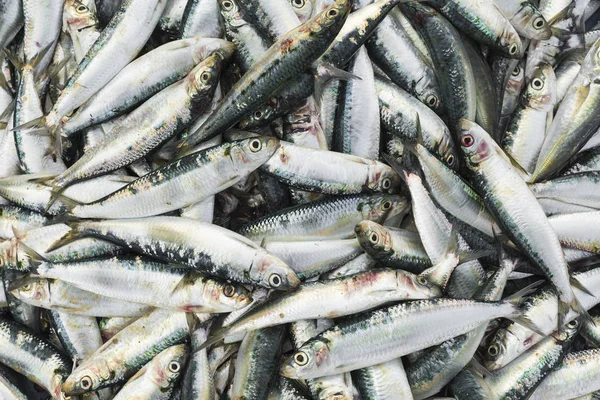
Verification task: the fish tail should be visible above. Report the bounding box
[313,62,360,106]
[44,221,84,253]
[198,326,228,352]
[505,280,547,336]
[567,295,595,329]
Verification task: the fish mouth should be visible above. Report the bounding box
[280,363,299,378]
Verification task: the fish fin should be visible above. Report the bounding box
[0,98,16,124]
[11,116,46,131]
[8,273,44,292]
[382,153,408,184]
[42,183,75,214]
[45,222,84,252]
[505,280,548,336]
[314,62,360,106]
[2,49,23,71]
[14,239,48,268]
[199,327,228,352]
[445,226,459,256]
[44,57,70,83]
[10,226,26,241]
[458,249,493,265]
[569,295,595,328]
[571,275,595,297]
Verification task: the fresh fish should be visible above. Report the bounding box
[180,0,224,38]
[10,277,151,317]
[204,269,441,348]
[355,221,431,273]
[458,119,587,329]
[494,0,552,40]
[19,256,252,312]
[62,308,193,394]
[260,141,401,195]
[49,310,103,363]
[61,37,234,136]
[49,54,223,190]
[353,359,413,400]
[179,0,350,150]
[333,47,380,160]
[502,63,557,173]
[0,205,48,239]
[238,194,408,241]
[182,324,216,399]
[48,217,301,289]
[0,1,23,51]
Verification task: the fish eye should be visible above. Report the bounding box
[426,94,438,107]
[249,139,262,152]
[509,43,518,55]
[381,178,392,190]
[269,273,282,287]
[168,361,181,373]
[531,78,544,90]
[21,284,32,292]
[382,200,392,210]
[369,232,379,244]
[254,110,263,119]
[200,72,211,83]
[77,5,88,13]
[294,351,309,365]
[446,154,455,166]
[417,276,428,285]
[221,0,233,9]
[80,376,93,390]
[567,320,578,328]
[461,134,474,147]
[512,66,521,76]
[223,284,235,297]
[487,345,499,357]
[533,17,545,29]
[327,9,338,18]
[292,0,305,8]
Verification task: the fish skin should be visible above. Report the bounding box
[180,0,224,38]
[0,1,23,52]
[494,0,551,40]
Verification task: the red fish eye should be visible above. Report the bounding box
[461,134,474,147]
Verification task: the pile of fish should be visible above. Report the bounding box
[3,0,600,398]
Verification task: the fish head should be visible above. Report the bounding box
[498,22,524,58]
[399,269,443,298]
[280,339,332,379]
[481,326,523,370]
[354,220,393,255]
[415,78,443,114]
[192,38,236,64]
[239,100,278,129]
[581,37,600,75]
[10,277,50,305]
[367,163,402,193]
[506,62,526,97]
[218,0,246,28]
[457,119,496,168]
[187,55,223,101]
[251,252,301,290]
[309,0,351,33]
[436,132,460,171]
[62,362,108,395]
[513,4,551,40]
[147,344,188,389]
[361,194,409,224]
[290,0,315,23]
[235,136,281,166]
[522,63,556,111]
[63,0,99,32]
[207,278,252,310]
